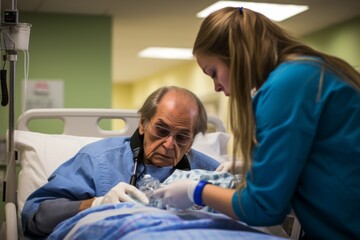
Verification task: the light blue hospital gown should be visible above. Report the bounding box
[232,59,360,239]
[21,136,220,236]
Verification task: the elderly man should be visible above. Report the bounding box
[22,86,220,238]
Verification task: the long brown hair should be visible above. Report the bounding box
[193,7,360,188]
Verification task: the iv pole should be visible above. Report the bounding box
[0,0,31,204]
[4,50,17,204]
[0,2,31,238]
[1,0,18,205]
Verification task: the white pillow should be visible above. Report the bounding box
[15,130,101,218]
[192,132,230,163]
[14,130,230,217]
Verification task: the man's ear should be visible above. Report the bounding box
[139,119,145,135]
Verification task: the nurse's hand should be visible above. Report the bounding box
[91,182,149,207]
[215,159,243,173]
[151,179,198,209]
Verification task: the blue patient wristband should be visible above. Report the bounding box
[193,180,211,206]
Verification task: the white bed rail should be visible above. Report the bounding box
[17,108,226,136]
[17,108,140,137]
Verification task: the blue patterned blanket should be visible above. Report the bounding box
[49,203,284,240]
[48,170,284,240]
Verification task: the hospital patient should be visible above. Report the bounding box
[22,86,220,238]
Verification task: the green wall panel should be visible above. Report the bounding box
[0,12,112,135]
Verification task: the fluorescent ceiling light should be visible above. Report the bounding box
[138,47,193,60]
[139,2,308,60]
[197,1,309,22]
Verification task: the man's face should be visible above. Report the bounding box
[139,92,197,167]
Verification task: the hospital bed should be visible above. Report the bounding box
[1,108,299,240]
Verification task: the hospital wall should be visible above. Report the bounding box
[303,15,360,68]
[0,12,112,136]
[112,60,229,130]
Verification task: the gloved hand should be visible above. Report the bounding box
[91,182,149,207]
[215,160,242,173]
[151,179,198,209]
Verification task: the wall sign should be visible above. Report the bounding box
[22,80,64,111]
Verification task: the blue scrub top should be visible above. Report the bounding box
[232,59,360,239]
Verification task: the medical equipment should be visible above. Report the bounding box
[0,0,32,209]
[129,130,142,186]
[138,174,163,207]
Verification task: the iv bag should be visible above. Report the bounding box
[0,23,32,51]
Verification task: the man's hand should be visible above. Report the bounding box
[91,182,149,207]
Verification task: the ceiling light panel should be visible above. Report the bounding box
[197,1,309,22]
[138,47,193,60]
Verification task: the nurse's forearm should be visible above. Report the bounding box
[202,184,238,219]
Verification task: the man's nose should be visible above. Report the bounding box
[162,135,176,149]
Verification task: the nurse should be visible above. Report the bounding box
[153,7,360,239]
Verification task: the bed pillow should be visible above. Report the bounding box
[191,132,230,162]
[14,130,230,218]
[14,130,102,219]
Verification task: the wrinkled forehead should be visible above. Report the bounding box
[152,91,198,129]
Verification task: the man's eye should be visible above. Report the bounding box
[155,125,169,137]
[177,134,189,141]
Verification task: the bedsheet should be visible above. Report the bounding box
[49,203,285,240]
